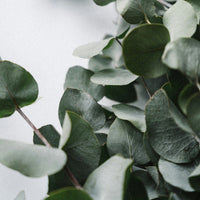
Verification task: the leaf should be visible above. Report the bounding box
[33,125,60,148]
[187,93,200,137]
[58,88,106,131]
[62,111,101,184]
[185,0,200,22]
[189,163,200,191]
[162,38,200,81]
[93,0,115,6]
[116,17,130,39]
[105,83,137,103]
[88,55,114,73]
[91,68,138,86]
[0,61,38,117]
[84,155,133,200]
[0,139,67,177]
[14,191,25,200]
[45,188,93,200]
[112,104,146,132]
[123,24,170,78]
[116,0,156,24]
[107,118,150,165]
[73,38,113,59]
[64,66,104,101]
[145,89,200,163]
[163,0,197,41]
[159,158,200,192]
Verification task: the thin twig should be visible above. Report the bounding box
[157,0,172,8]
[115,37,122,47]
[141,77,151,98]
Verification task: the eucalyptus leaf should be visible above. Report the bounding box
[107,118,150,165]
[189,163,200,191]
[0,61,38,118]
[0,139,67,177]
[185,0,200,22]
[58,88,106,131]
[159,158,200,192]
[162,38,200,81]
[45,188,93,200]
[116,0,156,24]
[14,191,25,200]
[145,89,200,163]
[123,24,170,78]
[73,38,113,59]
[93,0,115,6]
[91,68,138,86]
[84,155,133,200]
[112,104,146,132]
[64,66,104,101]
[163,0,197,41]
[63,111,101,184]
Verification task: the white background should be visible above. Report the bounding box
[0,0,117,199]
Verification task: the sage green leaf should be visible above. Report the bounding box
[112,104,146,132]
[84,155,133,200]
[187,93,200,137]
[105,83,137,103]
[162,38,200,81]
[58,88,106,131]
[95,133,107,145]
[107,119,150,165]
[116,0,156,24]
[163,0,197,41]
[88,55,114,73]
[45,188,92,200]
[93,0,115,6]
[185,0,200,22]
[73,38,113,59]
[159,158,200,192]
[64,66,104,101]
[14,191,25,200]
[189,163,200,191]
[0,139,67,177]
[145,89,199,163]
[123,24,170,78]
[91,68,138,86]
[63,112,101,184]
[33,125,60,148]
[0,61,38,118]
[178,84,198,115]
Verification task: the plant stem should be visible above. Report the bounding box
[115,37,122,47]
[141,77,151,98]
[157,0,172,8]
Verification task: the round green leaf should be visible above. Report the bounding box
[93,0,115,6]
[91,68,138,86]
[84,155,133,200]
[58,88,106,131]
[145,89,199,163]
[0,61,38,118]
[107,118,150,165]
[116,0,156,24]
[162,38,200,81]
[112,104,146,132]
[64,66,104,101]
[187,93,200,137]
[63,112,101,184]
[163,0,197,41]
[123,24,170,78]
[0,139,67,177]
[45,188,93,200]
[73,38,113,59]
[159,158,200,192]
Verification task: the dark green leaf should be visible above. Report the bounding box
[84,155,133,200]
[189,163,200,191]
[145,89,199,163]
[107,118,150,165]
[45,188,92,200]
[93,0,115,6]
[163,0,197,41]
[0,139,67,177]
[123,24,170,78]
[58,88,106,131]
[0,61,38,117]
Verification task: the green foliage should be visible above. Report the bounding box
[2,0,200,199]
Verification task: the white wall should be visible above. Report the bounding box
[0,0,117,199]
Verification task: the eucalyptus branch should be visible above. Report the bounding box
[141,77,151,98]
[115,37,122,47]
[157,0,172,8]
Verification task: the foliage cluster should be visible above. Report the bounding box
[1,0,200,199]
